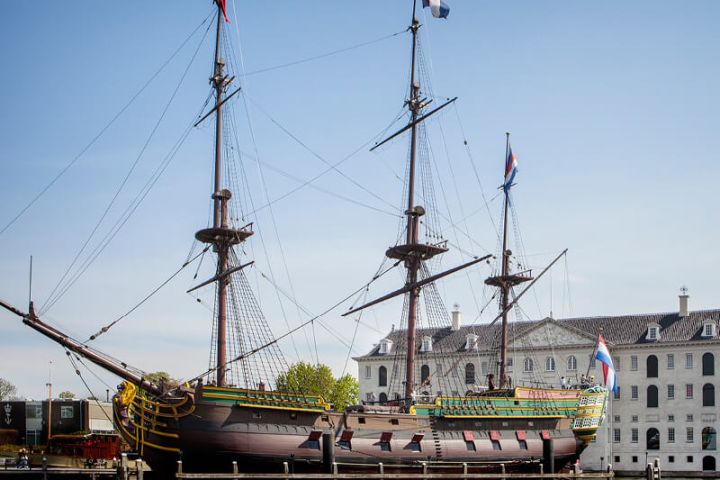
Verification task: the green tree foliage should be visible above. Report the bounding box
[144,371,179,389]
[0,378,17,400]
[58,391,75,399]
[276,362,359,411]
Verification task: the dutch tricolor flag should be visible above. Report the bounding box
[422,0,450,19]
[503,146,518,193]
[595,335,618,394]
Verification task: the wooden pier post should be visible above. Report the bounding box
[120,453,128,480]
[42,457,47,480]
[176,460,183,477]
[463,463,468,475]
[540,463,544,476]
[283,461,289,480]
[322,432,335,474]
[654,458,661,480]
[542,438,554,473]
[136,458,144,480]
[378,462,384,477]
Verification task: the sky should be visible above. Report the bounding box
[0,0,718,400]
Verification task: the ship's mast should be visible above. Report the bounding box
[403,0,421,401]
[195,1,252,388]
[486,133,531,389]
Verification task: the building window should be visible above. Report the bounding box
[703,323,716,338]
[687,353,694,369]
[668,427,675,443]
[481,361,488,375]
[648,326,659,341]
[614,456,620,463]
[613,429,621,443]
[378,366,387,387]
[507,358,513,373]
[647,385,659,407]
[379,339,393,355]
[647,428,660,450]
[589,356,596,369]
[703,383,715,406]
[465,363,475,385]
[688,427,695,443]
[667,354,675,369]
[545,357,556,372]
[687,456,694,463]
[365,366,372,379]
[703,353,715,376]
[628,355,637,371]
[668,414,675,422]
[631,429,639,443]
[703,456,716,471]
[687,414,694,422]
[421,365,430,384]
[524,358,533,372]
[420,336,433,353]
[632,415,638,423]
[614,356,621,371]
[631,385,639,400]
[614,387,621,399]
[667,384,675,399]
[614,415,621,423]
[647,355,658,378]
[669,456,675,463]
[379,392,388,403]
[465,334,478,351]
[567,355,577,371]
[632,456,638,463]
[702,427,717,450]
[60,406,74,419]
[687,384,694,399]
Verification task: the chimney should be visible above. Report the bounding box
[451,304,461,331]
[679,286,689,317]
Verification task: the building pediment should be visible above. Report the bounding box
[509,318,596,349]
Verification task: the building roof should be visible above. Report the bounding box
[355,309,720,360]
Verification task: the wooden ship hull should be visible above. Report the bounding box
[113,383,607,475]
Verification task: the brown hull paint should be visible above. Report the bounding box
[119,398,582,477]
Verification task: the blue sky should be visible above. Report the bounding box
[1,1,718,400]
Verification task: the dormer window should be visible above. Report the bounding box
[646,323,661,342]
[465,334,478,351]
[379,339,393,355]
[420,336,433,353]
[702,322,716,338]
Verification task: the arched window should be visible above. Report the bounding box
[421,365,430,383]
[545,357,556,372]
[647,355,658,378]
[703,383,715,407]
[378,366,387,387]
[703,427,717,450]
[524,358,534,372]
[567,355,577,371]
[647,385,659,408]
[379,392,388,403]
[703,456,716,471]
[465,363,475,385]
[703,353,715,376]
[646,428,660,450]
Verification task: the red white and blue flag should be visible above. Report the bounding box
[422,0,450,19]
[503,146,518,193]
[595,335,618,394]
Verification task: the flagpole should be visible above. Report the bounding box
[585,327,603,379]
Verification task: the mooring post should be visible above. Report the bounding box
[542,438,554,473]
[120,453,128,480]
[540,463,544,476]
[333,462,338,475]
[136,458,144,480]
[463,462,468,475]
[233,460,239,479]
[654,458,661,480]
[501,463,507,480]
[574,462,581,477]
[283,460,289,480]
[378,462,384,477]
[42,457,48,480]
[322,432,335,474]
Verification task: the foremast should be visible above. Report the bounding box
[485,133,531,388]
[194,1,253,388]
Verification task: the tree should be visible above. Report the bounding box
[58,391,75,399]
[144,371,179,389]
[0,378,17,400]
[276,362,359,411]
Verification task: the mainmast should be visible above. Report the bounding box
[195,1,252,388]
[485,133,531,388]
[384,1,447,401]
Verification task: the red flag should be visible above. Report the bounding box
[218,0,230,23]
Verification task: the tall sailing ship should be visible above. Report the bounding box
[0,0,608,476]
